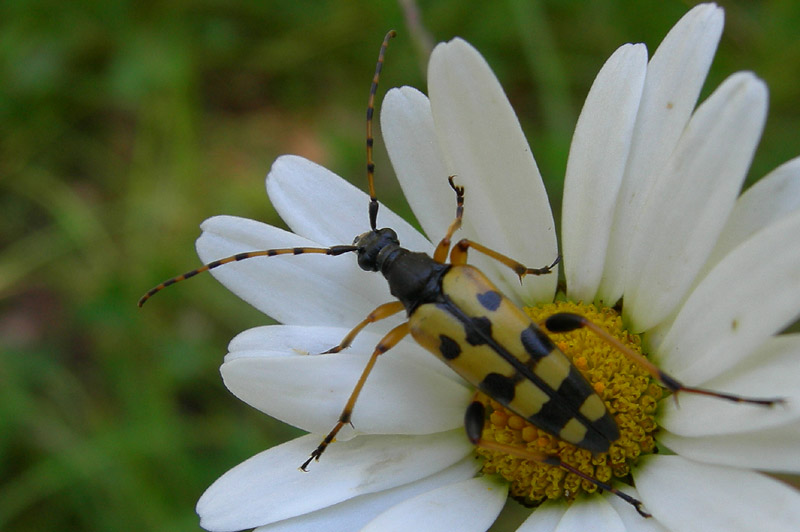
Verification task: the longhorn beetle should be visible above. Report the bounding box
[140,31,783,517]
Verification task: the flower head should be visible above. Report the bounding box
[194,4,800,531]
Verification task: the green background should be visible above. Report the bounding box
[2,1,798,530]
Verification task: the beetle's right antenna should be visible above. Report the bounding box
[367,30,397,231]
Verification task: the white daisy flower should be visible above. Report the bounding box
[192,4,800,531]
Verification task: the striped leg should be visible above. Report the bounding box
[301,321,410,471]
[464,394,651,517]
[323,301,406,354]
[449,238,560,277]
[432,175,559,276]
[433,176,465,263]
[545,313,785,407]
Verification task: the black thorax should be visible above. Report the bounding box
[353,228,449,313]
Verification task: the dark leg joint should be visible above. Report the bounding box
[322,345,343,354]
[539,254,562,273]
[658,371,682,393]
[300,447,322,472]
[464,401,486,444]
[447,175,464,196]
[660,369,784,407]
[558,460,651,518]
[545,312,585,333]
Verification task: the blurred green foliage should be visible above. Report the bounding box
[1,1,798,530]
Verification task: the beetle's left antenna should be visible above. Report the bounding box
[367,30,397,231]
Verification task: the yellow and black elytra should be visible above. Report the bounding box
[140,31,783,517]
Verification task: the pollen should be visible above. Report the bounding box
[476,301,661,506]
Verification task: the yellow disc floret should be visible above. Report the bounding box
[476,301,661,506]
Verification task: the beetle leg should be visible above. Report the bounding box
[545,313,785,407]
[449,239,561,279]
[433,176,465,263]
[322,301,406,354]
[465,392,650,516]
[475,436,651,517]
[301,321,410,471]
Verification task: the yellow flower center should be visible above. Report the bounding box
[476,301,661,505]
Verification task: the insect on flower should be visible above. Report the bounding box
[140,31,784,518]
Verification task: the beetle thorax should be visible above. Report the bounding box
[353,228,448,313]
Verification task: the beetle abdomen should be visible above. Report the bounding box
[409,265,619,452]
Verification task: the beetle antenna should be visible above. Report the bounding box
[367,30,397,231]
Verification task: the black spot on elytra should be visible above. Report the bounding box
[438,335,461,360]
[481,373,516,404]
[476,290,502,311]
[556,366,592,406]
[529,399,574,437]
[520,325,553,362]
[465,316,492,346]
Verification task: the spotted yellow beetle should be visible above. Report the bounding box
[140,31,782,517]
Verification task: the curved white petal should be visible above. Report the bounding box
[599,3,724,304]
[381,86,454,244]
[428,38,558,304]
[626,157,800,356]
[659,334,800,436]
[563,43,647,303]
[254,457,480,532]
[266,155,432,253]
[361,476,508,532]
[656,210,800,383]
[196,216,394,326]
[197,431,472,532]
[635,455,800,532]
[658,421,800,473]
[555,496,624,532]
[623,72,768,332]
[515,501,566,532]
[221,346,470,437]
[702,156,800,276]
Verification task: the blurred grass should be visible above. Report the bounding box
[1,0,798,530]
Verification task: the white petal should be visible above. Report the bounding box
[381,86,455,244]
[659,334,800,436]
[197,431,472,532]
[656,210,800,383]
[266,155,432,253]
[563,43,647,303]
[658,421,800,473]
[646,159,800,350]
[428,38,558,304]
[489,499,535,531]
[255,457,480,532]
[221,341,470,437]
[623,72,768,332]
[196,215,393,326]
[702,156,800,276]
[599,3,724,304]
[554,496,624,532]
[635,455,800,532]
[515,501,567,532]
[361,476,508,532]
